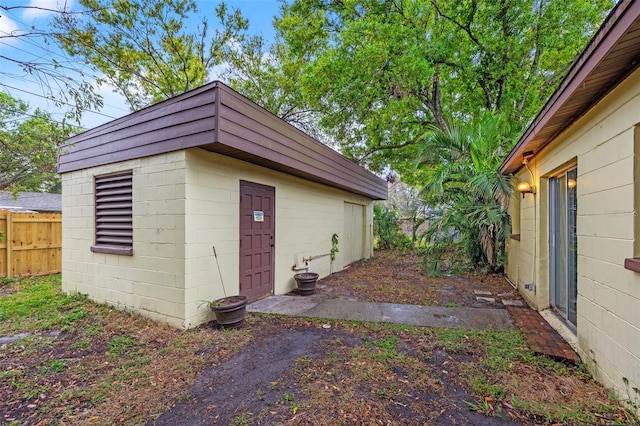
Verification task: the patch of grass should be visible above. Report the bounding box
[269,381,281,391]
[375,388,388,397]
[84,324,104,336]
[465,399,500,416]
[45,359,66,374]
[431,328,639,425]
[70,339,90,350]
[430,328,467,353]
[467,376,507,399]
[0,369,22,381]
[122,354,151,368]
[281,392,295,403]
[229,413,250,426]
[509,396,624,425]
[23,385,51,400]
[108,336,134,357]
[176,391,192,402]
[0,276,14,286]
[375,335,398,351]
[0,274,87,334]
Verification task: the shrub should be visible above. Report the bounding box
[373,204,412,250]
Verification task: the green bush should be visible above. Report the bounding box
[373,204,412,250]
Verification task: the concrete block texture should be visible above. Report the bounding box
[183,149,375,325]
[505,67,640,416]
[62,149,376,330]
[62,155,188,328]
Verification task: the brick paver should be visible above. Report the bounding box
[506,306,580,363]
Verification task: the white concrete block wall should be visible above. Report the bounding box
[62,147,376,329]
[62,152,188,328]
[182,149,374,327]
[505,67,640,408]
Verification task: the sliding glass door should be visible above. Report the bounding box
[549,168,577,329]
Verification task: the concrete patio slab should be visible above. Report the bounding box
[248,296,514,330]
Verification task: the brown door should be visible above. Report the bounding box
[239,181,275,302]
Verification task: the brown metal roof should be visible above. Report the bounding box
[500,0,640,175]
[59,82,387,200]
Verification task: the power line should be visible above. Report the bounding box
[0,62,131,114]
[1,83,118,120]
[0,7,73,63]
[0,40,82,68]
[0,15,133,116]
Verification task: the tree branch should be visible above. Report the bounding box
[431,0,483,48]
[357,140,417,162]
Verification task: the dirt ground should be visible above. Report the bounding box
[152,320,518,426]
[146,252,600,425]
[1,251,635,425]
[311,250,521,308]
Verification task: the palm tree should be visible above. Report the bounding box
[418,112,516,271]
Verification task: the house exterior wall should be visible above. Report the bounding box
[62,148,374,328]
[62,152,188,328]
[182,148,373,327]
[505,67,640,403]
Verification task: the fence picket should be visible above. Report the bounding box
[0,210,62,278]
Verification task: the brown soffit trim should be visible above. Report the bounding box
[510,234,521,241]
[500,0,640,175]
[624,257,640,272]
[91,245,133,256]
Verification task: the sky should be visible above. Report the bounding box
[0,0,282,129]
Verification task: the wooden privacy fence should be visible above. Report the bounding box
[0,210,62,278]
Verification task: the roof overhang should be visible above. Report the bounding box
[500,0,640,175]
[59,82,387,200]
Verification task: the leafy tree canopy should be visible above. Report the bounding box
[222,35,326,141]
[0,92,78,194]
[274,0,613,177]
[55,0,248,110]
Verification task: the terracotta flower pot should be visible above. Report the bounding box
[294,272,319,296]
[210,295,247,329]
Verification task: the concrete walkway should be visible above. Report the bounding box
[248,295,514,330]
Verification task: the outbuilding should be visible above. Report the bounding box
[500,0,640,409]
[59,81,387,328]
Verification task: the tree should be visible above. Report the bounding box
[419,112,517,271]
[222,35,326,140]
[386,177,429,245]
[0,5,103,123]
[0,92,77,194]
[55,0,248,110]
[274,0,613,176]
